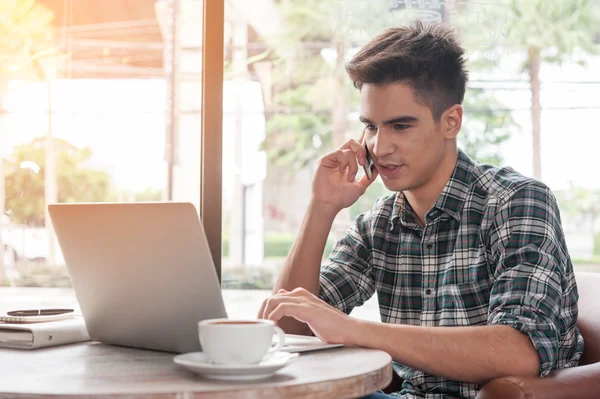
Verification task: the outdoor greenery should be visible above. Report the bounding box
[2,1,600,288]
[222,267,276,290]
[3,137,112,226]
[262,1,519,176]
[555,184,600,256]
[0,0,58,78]
[0,0,60,277]
[459,0,600,179]
[222,232,335,259]
[458,89,516,166]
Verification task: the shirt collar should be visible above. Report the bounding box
[389,149,475,230]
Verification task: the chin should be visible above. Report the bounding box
[380,178,411,193]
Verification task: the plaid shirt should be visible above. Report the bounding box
[318,150,584,399]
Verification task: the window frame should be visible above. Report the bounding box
[200,0,224,282]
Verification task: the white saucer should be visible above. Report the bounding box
[173,351,299,381]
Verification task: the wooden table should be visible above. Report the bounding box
[0,342,392,398]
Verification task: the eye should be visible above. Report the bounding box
[394,124,409,131]
[365,124,377,131]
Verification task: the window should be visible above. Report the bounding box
[218,0,600,318]
[1,1,599,322]
[0,0,215,285]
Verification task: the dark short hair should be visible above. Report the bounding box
[346,20,468,120]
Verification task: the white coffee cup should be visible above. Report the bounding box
[198,318,285,365]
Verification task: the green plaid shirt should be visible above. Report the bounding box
[318,150,584,399]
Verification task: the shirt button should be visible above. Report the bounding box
[425,288,432,295]
[426,242,433,249]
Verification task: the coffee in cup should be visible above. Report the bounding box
[198,318,285,365]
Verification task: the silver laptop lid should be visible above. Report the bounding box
[48,202,227,353]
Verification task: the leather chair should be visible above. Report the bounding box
[477,271,600,398]
[382,272,600,398]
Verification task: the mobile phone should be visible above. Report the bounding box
[363,142,375,180]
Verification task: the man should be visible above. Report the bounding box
[258,21,583,399]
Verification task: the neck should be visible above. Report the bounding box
[404,147,459,226]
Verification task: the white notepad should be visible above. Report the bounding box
[0,316,90,349]
[280,334,343,353]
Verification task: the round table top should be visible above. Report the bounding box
[0,342,392,398]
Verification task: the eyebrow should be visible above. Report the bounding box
[359,115,420,125]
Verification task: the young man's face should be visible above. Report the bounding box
[359,82,452,193]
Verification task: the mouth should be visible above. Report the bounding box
[379,163,401,169]
[375,162,405,177]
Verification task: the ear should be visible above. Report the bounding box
[441,104,462,139]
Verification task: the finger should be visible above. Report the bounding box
[262,295,305,319]
[278,289,289,294]
[357,168,379,191]
[268,303,311,323]
[291,287,318,301]
[291,287,310,295]
[341,149,359,181]
[257,300,266,319]
[340,139,367,166]
[260,296,276,319]
[358,128,366,145]
[320,150,350,173]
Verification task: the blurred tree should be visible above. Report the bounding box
[262,0,354,173]
[0,0,59,279]
[264,85,332,171]
[3,137,111,226]
[459,88,516,166]
[263,0,516,173]
[554,184,600,224]
[134,188,164,202]
[459,0,599,180]
[0,0,57,77]
[554,184,600,257]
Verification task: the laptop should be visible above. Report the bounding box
[48,202,341,354]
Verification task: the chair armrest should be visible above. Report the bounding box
[476,362,600,399]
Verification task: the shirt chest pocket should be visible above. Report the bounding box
[439,246,490,285]
[437,280,491,327]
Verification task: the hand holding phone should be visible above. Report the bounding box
[362,140,375,180]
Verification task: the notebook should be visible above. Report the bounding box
[0,316,90,349]
[280,334,343,353]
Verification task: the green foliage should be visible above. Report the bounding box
[0,0,58,80]
[133,188,163,202]
[3,137,112,225]
[554,184,600,258]
[222,232,335,259]
[263,85,332,171]
[221,267,275,290]
[459,88,517,166]
[350,180,390,220]
[262,0,342,173]
[506,0,598,58]
[458,0,599,63]
[264,0,516,174]
[554,184,600,217]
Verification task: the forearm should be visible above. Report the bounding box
[273,200,338,334]
[351,321,540,384]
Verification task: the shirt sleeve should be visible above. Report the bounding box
[486,182,576,377]
[318,212,376,315]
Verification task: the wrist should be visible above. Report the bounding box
[344,318,371,347]
[308,199,341,221]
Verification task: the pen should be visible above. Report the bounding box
[7,309,74,316]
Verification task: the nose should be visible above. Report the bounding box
[371,129,395,160]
